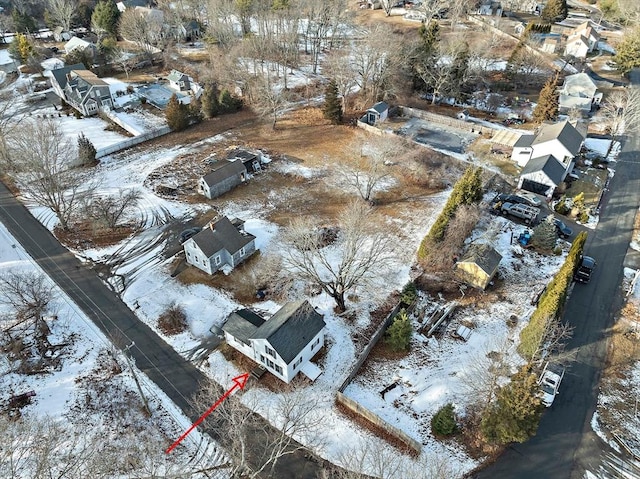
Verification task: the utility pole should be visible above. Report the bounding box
[124,342,151,416]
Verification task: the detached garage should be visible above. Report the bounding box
[517,154,566,198]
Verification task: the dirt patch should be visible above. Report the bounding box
[466,138,520,177]
[56,224,137,250]
[563,167,608,209]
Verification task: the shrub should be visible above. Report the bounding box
[554,196,570,215]
[431,403,457,437]
[385,309,412,352]
[400,281,418,306]
[165,94,190,131]
[578,210,589,223]
[157,303,188,335]
[77,133,97,166]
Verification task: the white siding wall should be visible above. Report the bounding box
[183,240,214,275]
[512,146,532,166]
[224,332,255,359]
[531,141,571,164]
[252,338,290,381]
[199,178,212,199]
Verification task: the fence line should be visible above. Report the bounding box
[95,126,171,159]
[398,105,496,135]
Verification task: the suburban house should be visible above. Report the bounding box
[173,20,202,41]
[198,159,247,199]
[558,72,600,113]
[511,120,585,195]
[477,0,502,16]
[455,244,502,290]
[564,22,601,59]
[222,300,327,383]
[540,36,561,54]
[166,69,202,99]
[64,36,97,57]
[227,148,263,173]
[183,216,256,275]
[53,26,73,42]
[363,101,389,125]
[50,64,113,116]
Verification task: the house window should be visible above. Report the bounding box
[186,252,191,257]
[311,337,320,351]
[265,346,276,358]
[215,256,221,266]
[274,364,282,375]
[267,358,275,369]
[195,256,199,263]
[294,357,303,369]
[239,247,246,256]
[260,354,265,364]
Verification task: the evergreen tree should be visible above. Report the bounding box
[532,76,559,124]
[200,83,221,119]
[189,97,203,124]
[91,0,120,37]
[385,310,412,352]
[448,43,470,100]
[12,9,36,34]
[541,0,568,22]
[481,366,544,444]
[218,89,242,113]
[165,94,190,132]
[322,79,342,124]
[613,27,640,75]
[77,133,97,166]
[531,218,557,251]
[8,33,33,63]
[431,403,458,437]
[412,21,440,90]
[505,41,525,81]
[419,21,440,56]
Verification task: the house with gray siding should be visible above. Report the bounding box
[50,65,113,116]
[222,300,326,383]
[198,159,247,199]
[183,216,256,275]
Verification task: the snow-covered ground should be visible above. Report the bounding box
[0,223,226,478]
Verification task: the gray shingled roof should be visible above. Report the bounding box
[190,216,255,258]
[520,154,566,185]
[458,244,502,276]
[251,300,326,363]
[227,149,258,162]
[222,309,265,344]
[167,69,187,83]
[532,120,584,156]
[50,63,86,91]
[201,160,245,187]
[369,101,389,114]
[514,134,534,148]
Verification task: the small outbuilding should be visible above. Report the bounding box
[455,244,502,290]
[198,159,247,199]
[364,101,389,125]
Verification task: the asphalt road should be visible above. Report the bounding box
[474,78,640,478]
[0,180,321,479]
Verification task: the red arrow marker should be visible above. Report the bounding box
[166,373,249,454]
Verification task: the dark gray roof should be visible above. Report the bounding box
[222,309,265,344]
[191,216,255,258]
[368,101,389,114]
[50,63,86,91]
[458,244,502,276]
[167,70,188,83]
[120,0,149,7]
[227,149,258,162]
[251,300,326,363]
[520,154,566,185]
[532,120,584,156]
[202,160,246,187]
[514,134,534,148]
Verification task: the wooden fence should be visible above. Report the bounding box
[398,105,497,136]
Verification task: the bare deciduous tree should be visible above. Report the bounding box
[325,51,358,112]
[118,8,162,60]
[252,73,290,130]
[46,0,77,32]
[83,189,141,230]
[0,271,55,339]
[7,118,88,230]
[341,137,407,202]
[599,87,640,138]
[282,201,395,312]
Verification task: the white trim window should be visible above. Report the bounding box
[239,247,246,256]
[215,256,222,266]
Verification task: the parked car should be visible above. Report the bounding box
[574,255,596,283]
[179,227,202,244]
[554,219,573,239]
[539,363,565,407]
[515,191,542,207]
[501,202,540,224]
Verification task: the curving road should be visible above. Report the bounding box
[474,71,640,479]
[0,181,322,478]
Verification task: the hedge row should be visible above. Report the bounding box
[417,167,483,259]
[518,231,587,359]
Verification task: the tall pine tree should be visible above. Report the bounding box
[165,95,190,132]
[322,79,342,124]
[532,76,559,124]
[200,83,221,119]
[91,0,121,37]
[77,133,97,166]
[613,27,640,74]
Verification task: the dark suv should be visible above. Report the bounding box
[574,256,596,283]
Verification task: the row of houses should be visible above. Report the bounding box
[515,20,602,60]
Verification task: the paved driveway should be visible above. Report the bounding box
[396,117,477,153]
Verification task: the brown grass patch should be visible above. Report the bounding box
[57,224,136,250]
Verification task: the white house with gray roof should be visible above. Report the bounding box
[50,64,113,116]
[183,216,256,275]
[222,300,326,383]
[559,73,600,113]
[511,120,585,196]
